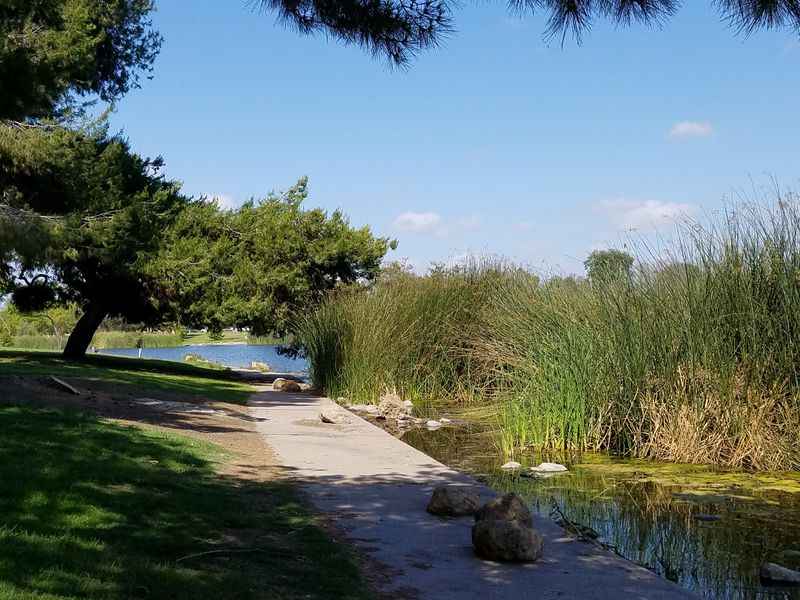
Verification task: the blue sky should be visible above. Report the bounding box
[111,1,799,274]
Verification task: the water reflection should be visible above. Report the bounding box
[402,426,800,600]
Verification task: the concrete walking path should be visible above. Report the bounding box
[249,387,695,599]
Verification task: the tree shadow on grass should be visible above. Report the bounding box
[0,406,368,600]
[0,351,254,404]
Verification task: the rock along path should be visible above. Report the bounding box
[249,387,696,600]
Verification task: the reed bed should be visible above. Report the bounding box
[5,331,184,351]
[297,195,800,470]
[92,331,184,349]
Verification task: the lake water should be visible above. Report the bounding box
[99,343,308,373]
[402,425,800,600]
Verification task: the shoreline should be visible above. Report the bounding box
[249,386,694,599]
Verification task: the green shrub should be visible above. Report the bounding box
[91,331,183,349]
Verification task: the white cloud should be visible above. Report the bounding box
[207,193,238,210]
[392,211,443,233]
[392,212,482,236]
[668,121,713,139]
[598,199,697,230]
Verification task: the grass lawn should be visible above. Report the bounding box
[0,351,255,404]
[182,331,287,345]
[0,406,371,600]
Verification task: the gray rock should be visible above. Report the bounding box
[474,493,533,528]
[250,361,272,372]
[530,462,568,473]
[472,519,544,563]
[427,486,480,517]
[760,562,800,585]
[378,393,408,420]
[425,420,442,429]
[501,461,522,471]
[319,409,350,425]
[273,378,302,392]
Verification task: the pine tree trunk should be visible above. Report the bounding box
[63,304,107,359]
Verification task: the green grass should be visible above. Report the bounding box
[182,330,249,345]
[0,405,370,600]
[298,194,800,471]
[93,331,184,349]
[5,332,184,352]
[183,352,228,370]
[0,351,255,404]
[182,331,287,345]
[4,329,287,352]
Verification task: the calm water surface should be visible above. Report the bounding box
[402,426,800,600]
[99,343,308,373]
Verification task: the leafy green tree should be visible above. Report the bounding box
[0,304,22,346]
[259,0,800,65]
[152,178,395,337]
[584,249,634,284]
[0,0,161,120]
[0,121,186,357]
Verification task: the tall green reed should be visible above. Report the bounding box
[298,194,800,470]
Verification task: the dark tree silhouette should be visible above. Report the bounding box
[257,0,800,64]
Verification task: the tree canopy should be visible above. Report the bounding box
[259,0,800,65]
[0,0,161,120]
[151,178,395,337]
[0,121,186,357]
[584,249,635,284]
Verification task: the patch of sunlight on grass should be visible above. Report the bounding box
[0,406,370,600]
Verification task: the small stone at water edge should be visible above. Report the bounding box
[378,393,409,420]
[471,493,542,562]
[272,378,302,392]
[439,417,452,424]
[426,420,442,429]
[475,493,533,527]
[760,562,800,585]
[319,410,350,425]
[530,462,568,473]
[501,461,522,471]
[472,519,544,563]
[427,486,480,516]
